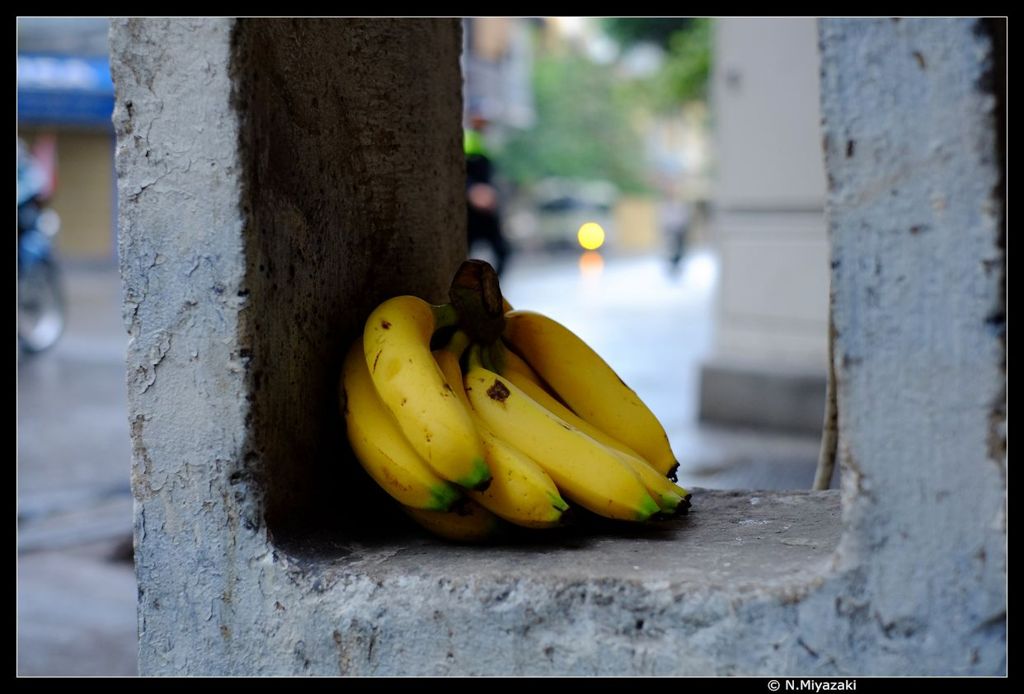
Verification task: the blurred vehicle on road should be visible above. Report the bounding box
[528,177,618,251]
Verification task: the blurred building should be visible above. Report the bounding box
[462,18,535,134]
[17,18,116,264]
[699,18,829,432]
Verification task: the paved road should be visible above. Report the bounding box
[18,265,137,676]
[16,250,822,675]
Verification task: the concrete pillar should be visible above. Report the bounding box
[113,18,466,674]
[117,18,1004,675]
[699,18,830,433]
[811,18,1006,672]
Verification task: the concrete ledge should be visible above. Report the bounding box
[698,358,826,433]
[284,488,840,589]
[242,489,843,676]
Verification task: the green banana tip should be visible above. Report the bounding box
[659,493,684,514]
[636,496,661,522]
[460,457,492,491]
[431,484,463,512]
[549,493,570,513]
[653,493,693,519]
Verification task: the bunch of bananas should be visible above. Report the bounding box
[339,260,689,542]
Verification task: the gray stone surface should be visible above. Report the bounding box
[115,18,1005,676]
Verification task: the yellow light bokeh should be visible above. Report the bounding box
[577,222,606,251]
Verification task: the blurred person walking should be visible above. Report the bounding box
[660,187,691,276]
[465,109,511,277]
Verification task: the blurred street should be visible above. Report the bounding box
[16,249,822,675]
[17,264,137,676]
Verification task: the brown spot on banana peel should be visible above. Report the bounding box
[487,379,510,402]
[381,320,391,330]
[372,350,382,373]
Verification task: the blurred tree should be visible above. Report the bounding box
[656,19,712,106]
[600,18,695,48]
[496,48,649,192]
[605,18,713,109]
[492,19,712,193]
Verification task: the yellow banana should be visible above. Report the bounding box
[363,296,490,490]
[434,342,568,529]
[502,310,679,480]
[463,345,660,522]
[340,340,462,511]
[404,500,504,544]
[490,340,561,400]
[487,343,689,514]
[492,341,635,455]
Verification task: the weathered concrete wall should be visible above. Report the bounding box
[230,19,466,532]
[114,20,252,674]
[113,18,466,674]
[117,18,1004,675]
[813,18,1006,672]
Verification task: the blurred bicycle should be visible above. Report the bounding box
[18,138,65,354]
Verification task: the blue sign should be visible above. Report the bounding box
[17,54,114,128]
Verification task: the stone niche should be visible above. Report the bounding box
[115,18,1005,675]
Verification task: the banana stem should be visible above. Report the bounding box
[431,303,459,330]
[443,329,472,360]
[485,338,510,374]
[480,344,498,372]
[449,260,506,345]
[466,343,486,371]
